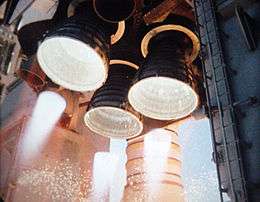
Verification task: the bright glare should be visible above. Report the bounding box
[37,37,107,92]
[144,129,172,196]
[92,152,119,201]
[84,106,143,138]
[128,77,198,120]
[109,139,127,202]
[144,129,172,157]
[179,118,221,202]
[19,91,66,162]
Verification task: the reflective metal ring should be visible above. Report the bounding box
[110,59,139,70]
[141,24,200,64]
[67,0,125,45]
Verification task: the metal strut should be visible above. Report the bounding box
[193,0,248,201]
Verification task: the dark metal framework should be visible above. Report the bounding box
[193,0,248,201]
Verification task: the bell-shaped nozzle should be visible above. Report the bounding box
[128,15,200,121]
[84,61,143,138]
[37,19,110,92]
[128,31,198,120]
[37,1,117,92]
[93,0,136,23]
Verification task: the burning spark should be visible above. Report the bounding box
[16,159,92,201]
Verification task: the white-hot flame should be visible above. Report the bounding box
[19,91,66,162]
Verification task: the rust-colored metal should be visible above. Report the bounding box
[143,0,182,24]
[56,89,81,132]
[127,139,180,147]
[124,130,184,201]
[79,91,94,105]
[40,88,81,132]
[125,179,184,189]
[184,0,194,8]
[172,1,194,21]
[111,21,125,44]
[17,56,46,90]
